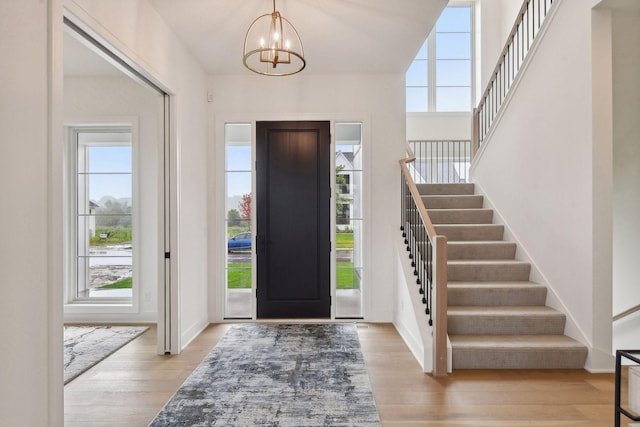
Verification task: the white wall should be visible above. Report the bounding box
[612,9,640,317]
[477,0,527,92]
[407,113,471,141]
[62,0,211,349]
[471,0,614,371]
[0,1,61,425]
[394,238,432,372]
[63,76,161,322]
[611,7,640,349]
[208,73,406,322]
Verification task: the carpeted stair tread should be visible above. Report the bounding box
[448,305,563,316]
[417,183,475,195]
[448,306,566,335]
[433,224,504,241]
[449,335,588,369]
[448,259,530,266]
[447,259,531,281]
[421,195,484,209]
[427,208,494,224]
[415,183,587,370]
[450,334,587,349]
[448,282,547,306]
[447,241,517,260]
[448,280,538,285]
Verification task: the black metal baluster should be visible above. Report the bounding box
[429,140,433,184]
[427,238,432,325]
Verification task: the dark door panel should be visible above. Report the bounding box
[256,121,330,318]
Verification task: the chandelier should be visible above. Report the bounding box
[242,0,306,76]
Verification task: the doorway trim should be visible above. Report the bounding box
[212,115,372,322]
[59,11,180,355]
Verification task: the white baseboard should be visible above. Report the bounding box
[393,317,425,371]
[181,319,210,350]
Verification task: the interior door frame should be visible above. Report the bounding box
[61,14,180,355]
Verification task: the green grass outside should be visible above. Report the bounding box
[336,263,354,289]
[335,232,353,249]
[100,277,132,289]
[227,264,252,289]
[226,262,356,289]
[90,227,132,246]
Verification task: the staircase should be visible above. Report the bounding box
[419,183,588,369]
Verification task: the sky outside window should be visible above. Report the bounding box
[406,5,472,112]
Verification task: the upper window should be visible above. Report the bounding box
[406,4,473,112]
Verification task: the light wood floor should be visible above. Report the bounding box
[64,323,625,426]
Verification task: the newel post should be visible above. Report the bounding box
[471,108,480,159]
[433,234,448,377]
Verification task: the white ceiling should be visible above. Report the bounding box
[63,1,446,78]
[148,0,447,75]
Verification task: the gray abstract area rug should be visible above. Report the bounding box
[150,323,381,426]
[64,325,148,384]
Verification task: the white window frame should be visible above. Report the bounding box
[334,121,364,319]
[64,123,140,312]
[407,1,475,112]
[223,122,254,319]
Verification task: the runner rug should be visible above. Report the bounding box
[64,325,148,384]
[150,323,381,426]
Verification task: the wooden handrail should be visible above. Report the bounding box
[474,0,556,147]
[477,0,530,110]
[400,144,448,377]
[613,304,640,322]
[399,145,437,239]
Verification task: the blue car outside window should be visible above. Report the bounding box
[228,232,252,252]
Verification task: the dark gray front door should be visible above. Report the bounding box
[256,121,331,318]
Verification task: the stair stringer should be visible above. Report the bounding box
[393,236,452,373]
[471,182,598,368]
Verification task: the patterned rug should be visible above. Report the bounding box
[64,325,148,384]
[150,323,381,426]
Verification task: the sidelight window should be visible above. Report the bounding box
[335,122,364,318]
[224,123,253,318]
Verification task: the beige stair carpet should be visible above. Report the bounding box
[421,183,587,369]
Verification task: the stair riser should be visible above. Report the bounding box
[448,315,565,335]
[451,348,588,369]
[428,209,494,224]
[447,264,531,281]
[419,183,586,370]
[422,196,484,209]
[434,225,504,241]
[448,242,516,260]
[448,287,547,306]
[417,183,475,195]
